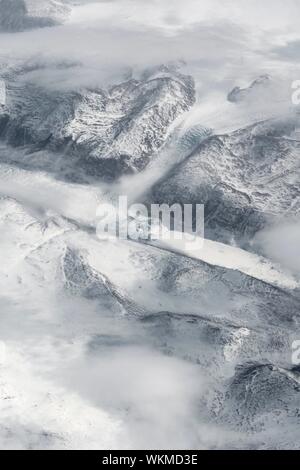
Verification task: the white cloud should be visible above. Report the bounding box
[1,0,300,94]
[254,220,300,277]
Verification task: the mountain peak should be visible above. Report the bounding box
[227,74,272,103]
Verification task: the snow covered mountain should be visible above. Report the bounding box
[1,67,300,447]
[0,65,195,179]
[149,113,300,246]
[1,178,300,448]
[1,0,300,452]
[227,75,272,103]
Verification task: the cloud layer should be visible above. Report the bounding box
[1,0,300,93]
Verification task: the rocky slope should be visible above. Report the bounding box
[1,183,300,448]
[149,113,300,245]
[0,66,195,179]
[0,5,299,445]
